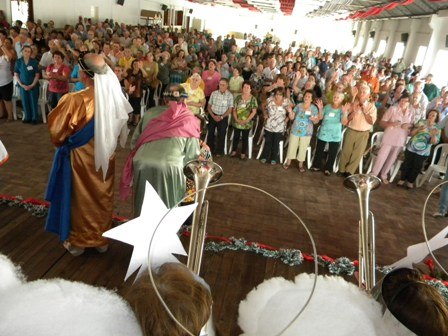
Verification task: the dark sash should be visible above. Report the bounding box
[45,119,94,241]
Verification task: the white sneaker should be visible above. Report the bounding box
[432,212,445,218]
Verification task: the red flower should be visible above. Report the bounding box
[424,258,435,275]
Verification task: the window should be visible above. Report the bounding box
[365,38,374,54]
[376,40,387,57]
[414,46,427,67]
[391,42,405,64]
[353,37,363,55]
[431,50,448,88]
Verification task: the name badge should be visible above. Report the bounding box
[328,112,335,117]
[305,111,311,116]
[27,66,33,71]
[207,77,212,80]
[145,67,151,71]
[52,68,58,73]
[241,103,246,108]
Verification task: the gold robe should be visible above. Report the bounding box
[47,87,114,247]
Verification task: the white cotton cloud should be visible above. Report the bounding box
[0,254,143,336]
[0,254,26,291]
[238,273,388,336]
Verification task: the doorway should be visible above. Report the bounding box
[11,0,33,25]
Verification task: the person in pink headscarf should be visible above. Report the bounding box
[120,84,201,215]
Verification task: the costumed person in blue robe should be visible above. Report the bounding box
[45,52,132,256]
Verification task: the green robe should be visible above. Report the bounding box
[131,106,200,215]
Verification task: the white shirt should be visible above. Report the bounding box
[0,55,13,86]
[39,51,53,69]
[262,66,280,81]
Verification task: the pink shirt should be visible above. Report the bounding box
[348,100,377,132]
[202,70,221,97]
[381,105,414,146]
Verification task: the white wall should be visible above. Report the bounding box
[32,0,143,26]
[0,0,166,27]
[0,0,353,51]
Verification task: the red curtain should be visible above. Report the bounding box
[346,0,415,20]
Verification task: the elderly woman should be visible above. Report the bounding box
[311,92,348,175]
[14,45,40,124]
[259,87,291,165]
[398,109,441,189]
[371,93,413,183]
[284,90,322,172]
[120,85,201,215]
[409,91,426,124]
[181,73,205,116]
[249,63,265,100]
[230,81,258,160]
[229,67,244,99]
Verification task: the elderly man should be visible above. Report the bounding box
[423,74,440,102]
[45,53,131,256]
[207,78,234,157]
[338,84,377,177]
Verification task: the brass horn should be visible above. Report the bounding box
[344,174,381,292]
[184,159,223,274]
[196,107,210,134]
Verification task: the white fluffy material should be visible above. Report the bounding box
[0,254,142,336]
[0,254,25,291]
[238,273,392,336]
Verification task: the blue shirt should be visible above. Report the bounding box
[14,57,39,85]
[318,104,343,142]
[71,65,86,92]
[291,103,318,137]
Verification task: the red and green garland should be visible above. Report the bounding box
[1,194,447,302]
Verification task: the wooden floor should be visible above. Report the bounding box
[1,117,447,334]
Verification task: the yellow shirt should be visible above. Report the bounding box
[118,56,135,71]
[181,83,205,115]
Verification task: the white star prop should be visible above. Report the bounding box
[390,225,448,269]
[103,181,197,281]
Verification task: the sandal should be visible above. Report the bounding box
[230,151,237,157]
[299,166,306,173]
[397,180,405,187]
[282,164,290,170]
[240,154,247,161]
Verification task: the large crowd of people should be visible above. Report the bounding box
[2,16,447,191]
[1,14,448,336]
